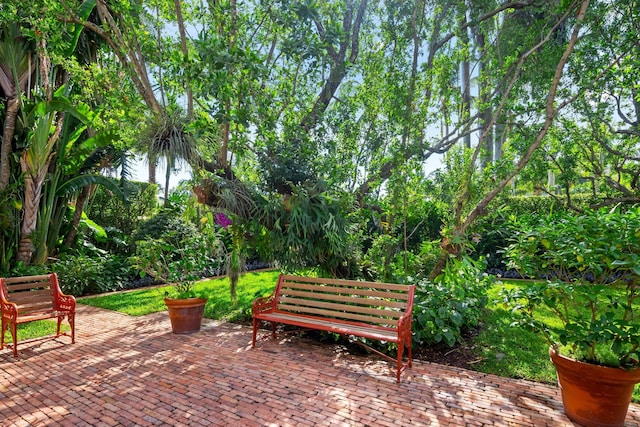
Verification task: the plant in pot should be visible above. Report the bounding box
[133,235,218,334]
[502,208,640,427]
[163,255,209,334]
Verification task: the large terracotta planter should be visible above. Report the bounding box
[549,346,640,427]
[164,297,207,334]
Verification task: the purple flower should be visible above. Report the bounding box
[215,212,233,229]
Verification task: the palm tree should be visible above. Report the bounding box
[0,24,36,191]
[145,107,199,206]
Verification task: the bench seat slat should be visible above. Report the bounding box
[15,311,67,323]
[257,312,399,342]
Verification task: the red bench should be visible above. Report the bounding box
[1,273,76,357]
[252,274,415,382]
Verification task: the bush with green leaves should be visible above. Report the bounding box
[52,253,136,296]
[412,256,493,347]
[131,209,199,248]
[503,207,640,368]
[85,181,158,237]
[131,229,224,298]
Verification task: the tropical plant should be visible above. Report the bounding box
[412,256,493,347]
[503,208,640,369]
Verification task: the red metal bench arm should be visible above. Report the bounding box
[50,274,76,312]
[252,293,275,314]
[0,298,18,323]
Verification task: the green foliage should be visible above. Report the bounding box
[470,194,606,271]
[255,183,357,278]
[131,229,224,299]
[503,207,640,368]
[52,253,135,296]
[86,181,158,238]
[131,208,198,248]
[412,256,493,347]
[0,187,20,274]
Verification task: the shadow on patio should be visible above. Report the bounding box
[1,305,639,426]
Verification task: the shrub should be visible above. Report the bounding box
[412,256,493,347]
[86,181,158,236]
[502,207,640,368]
[52,253,137,296]
[131,209,199,248]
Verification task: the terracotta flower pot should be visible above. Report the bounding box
[164,297,207,334]
[549,346,640,427]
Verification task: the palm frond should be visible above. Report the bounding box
[56,174,125,201]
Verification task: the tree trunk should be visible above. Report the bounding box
[175,0,193,117]
[63,185,92,248]
[429,0,591,279]
[0,96,19,190]
[16,176,43,264]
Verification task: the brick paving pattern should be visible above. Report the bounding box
[1,305,639,426]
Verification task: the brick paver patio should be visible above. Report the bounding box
[1,305,639,426]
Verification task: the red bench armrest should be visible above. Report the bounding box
[252,293,275,315]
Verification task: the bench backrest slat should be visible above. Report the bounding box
[278,303,400,326]
[281,275,410,291]
[279,296,404,319]
[280,289,408,309]
[12,289,54,313]
[275,275,414,327]
[281,283,411,302]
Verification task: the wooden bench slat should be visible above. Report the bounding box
[260,312,398,341]
[279,289,408,309]
[3,275,52,285]
[15,312,63,323]
[281,275,410,291]
[278,296,403,319]
[282,281,408,300]
[6,282,51,292]
[277,303,400,326]
[9,288,52,301]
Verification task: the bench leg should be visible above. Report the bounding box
[0,318,5,350]
[10,322,17,357]
[56,315,63,337]
[252,318,258,348]
[69,312,75,344]
[396,342,405,383]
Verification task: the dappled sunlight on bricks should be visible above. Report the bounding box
[1,304,639,426]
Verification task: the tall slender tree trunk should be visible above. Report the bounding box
[63,185,92,248]
[429,0,591,279]
[16,176,43,264]
[0,96,19,190]
[174,0,193,117]
[459,9,471,150]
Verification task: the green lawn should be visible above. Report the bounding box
[2,320,70,344]
[79,270,281,322]
[74,271,637,402]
